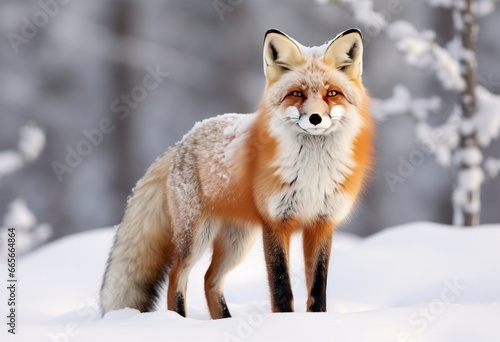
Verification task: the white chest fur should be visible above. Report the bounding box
[267,132,356,224]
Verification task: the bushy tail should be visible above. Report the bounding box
[100,149,175,314]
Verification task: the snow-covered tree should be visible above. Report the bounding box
[1,199,52,257]
[326,0,500,226]
[0,124,52,256]
[0,124,45,183]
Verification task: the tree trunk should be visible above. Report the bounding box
[112,0,134,206]
[452,0,482,226]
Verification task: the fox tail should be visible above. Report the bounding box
[100,150,175,314]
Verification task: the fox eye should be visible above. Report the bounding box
[290,91,303,97]
[326,90,338,97]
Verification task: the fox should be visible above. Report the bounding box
[100,28,373,319]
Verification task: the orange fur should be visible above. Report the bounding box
[341,93,374,199]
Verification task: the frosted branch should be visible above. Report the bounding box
[485,158,500,178]
[475,0,499,16]
[386,21,465,91]
[415,112,461,168]
[372,85,441,121]
[422,0,458,8]
[18,124,46,162]
[1,199,53,256]
[373,85,460,168]
[0,124,46,184]
[0,124,50,255]
[0,151,24,181]
[468,86,500,147]
[423,0,498,17]
[452,165,484,226]
[319,0,388,29]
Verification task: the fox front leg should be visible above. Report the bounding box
[302,223,334,312]
[262,226,294,312]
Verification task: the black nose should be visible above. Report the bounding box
[309,113,322,126]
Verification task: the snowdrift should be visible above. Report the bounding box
[2,222,500,341]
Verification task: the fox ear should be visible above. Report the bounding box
[263,29,304,83]
[324,29,363,80]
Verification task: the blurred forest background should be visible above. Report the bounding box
[1,0,499,245]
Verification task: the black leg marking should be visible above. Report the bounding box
[218,295,232,318]
[270,247,293,312]
[175,292,186,317]
[309,249,329,312]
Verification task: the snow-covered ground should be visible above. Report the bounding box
[2,222,500,341]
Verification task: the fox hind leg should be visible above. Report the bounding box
[204,224,257,319]
[167,219,219,317]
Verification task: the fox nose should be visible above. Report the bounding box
[309,113,322,126]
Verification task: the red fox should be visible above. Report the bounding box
[101,28,373,319]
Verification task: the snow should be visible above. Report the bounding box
[223,113,256,166]
[17,124,46,163]
[485,157,500,178]
[171,113,255,205]
[2,222,500,341]
[424,0,498,17]
[414,117,460,168]
[0,124,51,256]
[0,124,46,183]
[475,0,498,16]
[371,81,499,173]
[0,150,23,181]
[371,85,459,168]
[0,199,52,257]
[318,0,387,30]
[3,199,36,229]
[372,85,441,122]
[452,164,484,225]
[474,86,500,147]
[423,0,457,8]
[453,146,483,165]
[371,85,411,121]
[386,21,465,91]
[456,166,485,192]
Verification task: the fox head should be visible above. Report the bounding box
[261,29,367,137]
